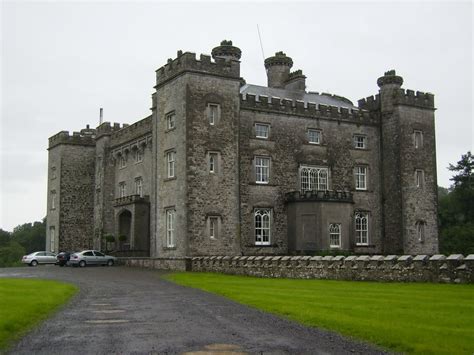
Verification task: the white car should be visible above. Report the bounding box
[22,251,57,266]
[69,250,116,267]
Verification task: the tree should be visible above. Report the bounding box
[439,151,474,254]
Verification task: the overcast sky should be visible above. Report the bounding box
[1,1,472,231]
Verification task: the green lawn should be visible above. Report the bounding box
[166,272,474,354]
[0,278,77,351]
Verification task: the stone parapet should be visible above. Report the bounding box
[49,130,96,149]
[188,254,474,283]
[240,93,377,125]
[155,51,240,88]
[118,257,191,271]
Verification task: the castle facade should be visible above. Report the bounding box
[46,41,439,257]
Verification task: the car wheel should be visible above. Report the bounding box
[107,259,114,266]
[79,260,86,268]
[30,260,38,267]
[59,263,65,267]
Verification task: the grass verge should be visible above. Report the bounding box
[166,272,474,354]
[0,278,77,351]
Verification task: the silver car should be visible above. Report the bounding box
[22,251,57,266]
[69,250,116,267]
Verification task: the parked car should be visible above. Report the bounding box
[56,251,71,266]
[69,250,116,267]
[22,251,57,266]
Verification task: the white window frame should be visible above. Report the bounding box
[135,149,143,163]
[208,103,219,126]
[209,216,218,239]
[167,151,176,178]
[209,152,218,174]
[415,169,424,188]
[355,212,369,246]
[255,123,270,139]
[166,209,175,248]
[166,112,176,130]
[355,166,367,191]
[416,221,425,242]
[307,129,321,144]
[255,156,270,184]
[119,182,126,198]
[329,223,341,248]
[50,227,55,252]
[135,177,143,197]
[300,166,328,191]
[255,208,271,246]
[353,135,367,149]
[414,130,423,149]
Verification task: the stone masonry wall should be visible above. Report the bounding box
[189,254,474,283]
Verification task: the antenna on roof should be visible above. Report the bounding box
[257,24,266,63]
[99,108,103,125]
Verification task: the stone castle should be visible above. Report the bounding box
[46,40,439,257]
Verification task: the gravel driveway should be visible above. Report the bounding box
[1,266,389,354]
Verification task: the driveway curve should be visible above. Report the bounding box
[1,266,389,354]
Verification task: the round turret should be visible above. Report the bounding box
[264,51,294,89]
[264,51,294,69]
[211,40,242,61]
[377,70,404,88]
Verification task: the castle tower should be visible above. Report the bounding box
[264,51,293,89]
[377,70,439,254]
[151,41,242,257]
[46,127,96,252]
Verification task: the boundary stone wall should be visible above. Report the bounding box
[120,254,473,283]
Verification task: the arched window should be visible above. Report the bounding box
[329,223,341,248]
[416,221,425,242]
[255,209,271,245]
[300,166,328,191]
[355,212,369,245]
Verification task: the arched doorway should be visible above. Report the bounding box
[118,210,132,250]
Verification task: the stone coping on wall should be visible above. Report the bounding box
[120,254,473,283]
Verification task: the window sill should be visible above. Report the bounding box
[164,176,177,182]
[165,127,176,133]
[248,244,277,248]
[163,246,176,250]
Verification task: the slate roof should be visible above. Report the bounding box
[240,84,357,110]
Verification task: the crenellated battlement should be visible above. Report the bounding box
[48,126,96,149]
[155,50,240,88]
[95,121,128,138]
[110,116,152,148]
[393,89,435,109]
[358,94,381,111]
[241,93,376,124]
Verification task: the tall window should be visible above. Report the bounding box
[166,111,176,130]
[51,166,57,179]
[119,182,126,198]
[135,149,143,163]
[416,221,425,242]
[208,103,219,125]
[415,169,424,188]
[166,209,175,247]
[209,217,218,239]
[300,166,328,191]
[355,212,369,245]
[353,135,367,149]
[355,166,367,190]
[209,152,218,173]
[51,190,56,210]
[120,155,126,168]
[135,177,143,197]
[414,130,423,149]
[255,209,271,245]
[329,223,341,248]
[307,129,321,144]
[167,151,175,178]
[255,157,270,184]
[50,227,55,252]
[255,123,270,139]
